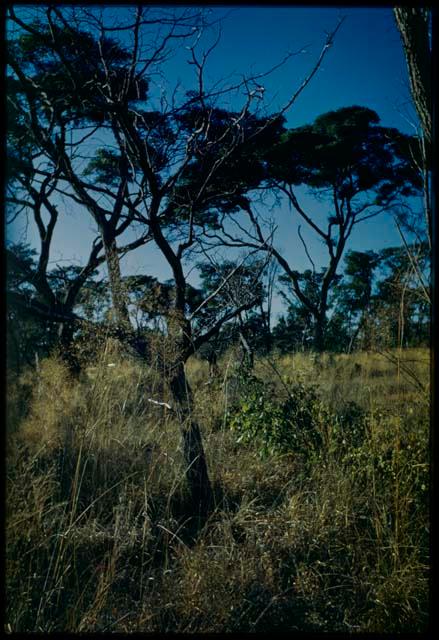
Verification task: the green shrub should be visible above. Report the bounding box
[327,400,368,456]
[227,372,328,459]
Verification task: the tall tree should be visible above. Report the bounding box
[209,106,421,351]
[268,106,421,350]
[7,8,152,344]
[5,142,151,372]
[6,6,342,513]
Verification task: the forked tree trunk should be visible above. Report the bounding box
[169,361,213,515]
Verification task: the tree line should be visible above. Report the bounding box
[7,238,430,368]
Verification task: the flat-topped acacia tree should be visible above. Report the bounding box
[203,106,422,351]
[269,106,421,350]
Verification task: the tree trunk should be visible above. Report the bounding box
[239,329,254,370]
[394,8,432,156]
[7,324,22,376]
[394,8,432,249]
[169,361,213,515]
[314,313,326,352]
[57,319,81,375]
[101,231,132,331]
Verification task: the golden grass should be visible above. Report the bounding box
[6,346,430,632]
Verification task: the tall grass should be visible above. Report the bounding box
[5,346,430,632]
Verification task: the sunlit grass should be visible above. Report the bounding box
[6,346,430,632]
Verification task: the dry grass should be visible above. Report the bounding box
[264,348,430,411]
[5,345,430,632]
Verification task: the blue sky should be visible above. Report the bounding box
[7,6,422,319]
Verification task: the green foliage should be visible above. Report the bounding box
[6,242,112,371]
[228,370,327,458]
[83,149,131,185]
[275,269,325,352]
[341,408,429,510]
[337,250,380,312]
[369,244,430,349]
[265,107,422,353]
[169,105,286,220]
[273,240,430,354]
[267,106,421,198]
[10,22,148,125]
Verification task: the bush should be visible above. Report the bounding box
[327,400,368,456]
[227,371,329,459]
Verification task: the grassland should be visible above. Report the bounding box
[5,346,430,632]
